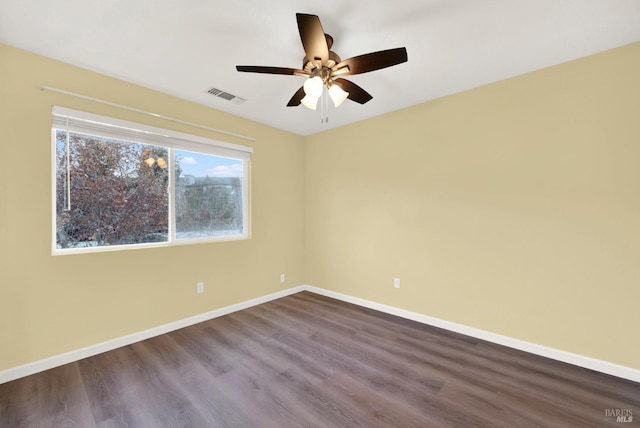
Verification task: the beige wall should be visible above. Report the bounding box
[2,42,639,374]
[304,42,640,369]
[0,44,306,371]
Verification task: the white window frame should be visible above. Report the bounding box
[51,106,252,255]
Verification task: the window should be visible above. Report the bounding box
[52,107,251,254]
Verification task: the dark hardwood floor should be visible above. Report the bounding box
[1,291,638,427]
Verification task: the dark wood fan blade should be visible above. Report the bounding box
[333,78,373,104]
[335,47,407,75]
[287,86,306,106]
[236,65,308,76]
[296,13,329,65]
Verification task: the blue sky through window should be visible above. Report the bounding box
[176,149,242,178]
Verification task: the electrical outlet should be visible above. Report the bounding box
[197,282,205,294]
[394,278,400,289]
[280,273,286,283]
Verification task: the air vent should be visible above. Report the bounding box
[206,87,247,105]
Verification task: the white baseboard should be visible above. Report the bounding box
[2,283,639,384]
[303,285,640,383]
[0,285,305,384]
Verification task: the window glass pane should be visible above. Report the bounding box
[52,108,252,254]
[55,130,169,249]
[175,150,244,239]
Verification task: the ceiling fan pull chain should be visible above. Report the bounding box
[320,85,324,123]
[325,86,329,123]
[324,84,327,123]
[321,84,329,124]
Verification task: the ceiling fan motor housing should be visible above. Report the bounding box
[303,39,342,84]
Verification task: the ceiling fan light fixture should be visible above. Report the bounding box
[301,94,319,110]
[236,14,408,112]
[303,76,323,98]
[328,84,349,107]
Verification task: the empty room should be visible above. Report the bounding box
[1,1,639,427]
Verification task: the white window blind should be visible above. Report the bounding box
[52,106,253,160]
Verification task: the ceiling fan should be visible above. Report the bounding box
[236,13,408,110]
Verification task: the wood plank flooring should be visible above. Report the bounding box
[1,291,638,427]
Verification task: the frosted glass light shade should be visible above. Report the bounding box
[303,76,323,98]
[301,94,319,110]
[328,84,349,107]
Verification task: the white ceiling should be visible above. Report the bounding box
[1,0,639,136]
